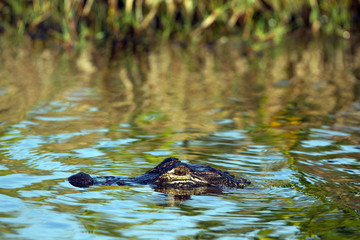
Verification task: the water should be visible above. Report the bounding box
[0,37,360,239]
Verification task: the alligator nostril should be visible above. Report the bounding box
[174,167,187,176]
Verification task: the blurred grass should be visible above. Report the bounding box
[0,0,359,48]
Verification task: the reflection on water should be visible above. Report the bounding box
[0,36,360,239]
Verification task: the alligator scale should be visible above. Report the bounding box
[68,157,251,194]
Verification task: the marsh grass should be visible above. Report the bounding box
[0,0,358,48]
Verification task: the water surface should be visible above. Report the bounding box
[0,37,360,239]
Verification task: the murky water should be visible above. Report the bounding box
[0,36,360,239]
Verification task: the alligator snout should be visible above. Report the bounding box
[68,172,94,187]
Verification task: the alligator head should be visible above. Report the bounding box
[143,157,251,189]
[68,157,251,193]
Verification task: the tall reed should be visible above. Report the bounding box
[0,0,357,47]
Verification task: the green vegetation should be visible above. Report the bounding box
[0,0,359,48]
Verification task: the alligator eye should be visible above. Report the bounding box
[174,167,187,176]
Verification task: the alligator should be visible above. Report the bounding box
[68,157,251,194]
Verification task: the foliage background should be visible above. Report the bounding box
[0,0,359,48]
